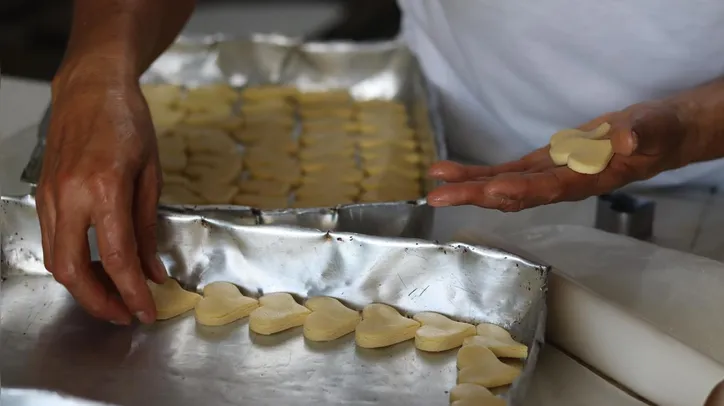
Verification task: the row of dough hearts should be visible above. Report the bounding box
[149,279,528,352]
[150,279,527,404]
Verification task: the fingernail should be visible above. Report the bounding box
[428,196,452,207]
[110,319,129,326]
[136,311,155,324]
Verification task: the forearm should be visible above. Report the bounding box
[54,0,195,88]
[672,77,724,165]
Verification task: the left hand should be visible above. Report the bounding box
[426,100,692,211]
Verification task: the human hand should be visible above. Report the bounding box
[426,101,693,211]
[36,68,166,325]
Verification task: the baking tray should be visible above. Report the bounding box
[20,34,447,238]
[1,195,548,406]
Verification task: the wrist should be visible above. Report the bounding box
[52,52,139,99]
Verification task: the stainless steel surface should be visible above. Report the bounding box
[20,34,447,239]
[1,389,117,406]
[595,194,656,241]
[1,195,548,406]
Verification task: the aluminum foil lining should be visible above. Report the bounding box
[20,34,447,238]
[1,195,548,406]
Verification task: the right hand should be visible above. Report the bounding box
[36,64,166,325]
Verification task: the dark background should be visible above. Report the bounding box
[0,0,401,81]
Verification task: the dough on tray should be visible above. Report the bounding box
[188,183,239,205]
[160,184,205,205]
[249,293,311,335]
[149,105,186,129]
[195,282,259,326]
[233,194,289,209]
[148,278,202,320]
[238,179,291,196]
[457,345,521,388]
[142,84,182,107]
[296,184,360,201]
[355,304,421,349]
[241,85,299,101]
[183,129,238,155]
[184,156,243,184]
[465,323,529,359]
[412,312,476,352]
[449,384,503,404]
[303,297,361,342]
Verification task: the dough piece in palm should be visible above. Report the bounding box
[549,137,613,174]
[465,323,529,359]
[195,282,259,326]
[451,397,505,406]
[355,304,421,349]
[303,297,361,341]
[449,384,501,404]
[549,122,611,146]
[149,279,202,320]
[412,312,476,352]
[249,293,311,335]
[457,345,521,387]
[233,194,289,209]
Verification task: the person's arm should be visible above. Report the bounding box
[54,0,195,90]
[37,0,195,326]
[426,76,724,211]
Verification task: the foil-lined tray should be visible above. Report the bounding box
[1,195,548,406]
[20,34,447,238]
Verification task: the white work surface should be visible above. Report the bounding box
[3,4,724,404]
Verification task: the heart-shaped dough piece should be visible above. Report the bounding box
[549,122,611,146]
[194,282,259,326]
[549,122,614,174]
[149,279,202,320]
[412,312,476,352]
[465,323,529,359]
[457,345,521,388]
[249,293,311,335]
[451,397,505,406]
[450,384,505,405]
[355,304,421,349]
[303,297,361,341]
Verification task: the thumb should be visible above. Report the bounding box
[615,103,686,157]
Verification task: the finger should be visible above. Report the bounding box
[134,163,167,284]
[627,103,686,157]
[92,178,157,324]
[428,152,545,182]
[53,203,132,324]
[36,187,57,272]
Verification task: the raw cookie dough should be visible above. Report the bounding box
[188,183,239,204]
[464,323,529,359]
[195,282,259,326]
[412,312,476,352]
[148,278,202,320]
[457,345,521,388]
[160,185,205,205]
[184,156,243,185]
[355,303,421,349]
[233,194,289,209]
[449,384,502,404]
[249,293,311,335]
[303,297,361,341]
[549,122,613,175]
[142,84,182,107]
[238,179,291,196]
[241,85,299,101]
[451,398,505,406]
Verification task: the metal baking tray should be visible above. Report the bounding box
[1,195,548,406]
[20,34,447,238]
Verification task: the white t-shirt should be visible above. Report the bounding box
[397,0,724,187]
